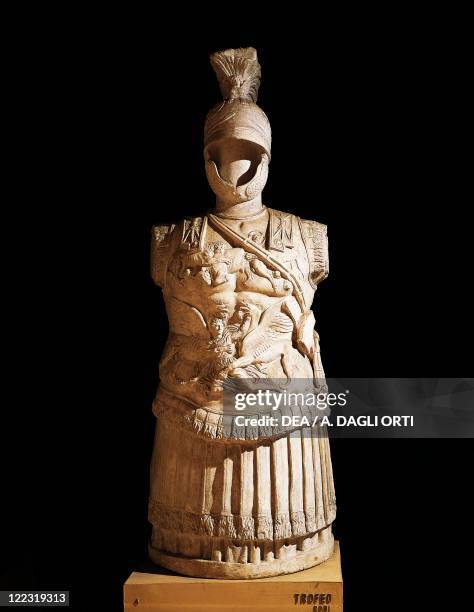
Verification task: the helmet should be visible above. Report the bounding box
[204,47,271,160]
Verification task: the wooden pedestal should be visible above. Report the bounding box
[124,541,342,611]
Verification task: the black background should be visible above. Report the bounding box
[3,13,472,612]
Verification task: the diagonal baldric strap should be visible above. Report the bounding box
[208,213,307,312]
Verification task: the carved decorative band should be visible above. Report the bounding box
[148,499,335,542]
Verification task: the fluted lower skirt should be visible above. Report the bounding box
[149,527,334,579]
[148,411,336,579]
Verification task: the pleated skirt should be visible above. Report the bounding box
[148,405,336,568]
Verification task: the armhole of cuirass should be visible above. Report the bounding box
[296,216,329,289]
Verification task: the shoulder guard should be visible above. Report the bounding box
[151,223,176,287]
[179,216,208,251]
[267,208,297,251]
[297,218,329,288]
[151,216,209,288]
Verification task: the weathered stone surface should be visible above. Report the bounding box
[148,47,336,579]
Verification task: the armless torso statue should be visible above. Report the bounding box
[148,48,336,579]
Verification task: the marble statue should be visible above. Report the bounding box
[148,47,336,579]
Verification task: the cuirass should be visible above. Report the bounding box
[151,207,329,408]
